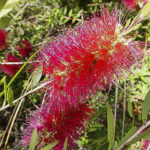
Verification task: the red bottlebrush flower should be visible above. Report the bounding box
[17,40,32,57]
[34,8,144,110]
[0,29,7,51]
[142,139,150,150]
[0,54,21,76]
[123,0,148,10]
[20,103,93,150]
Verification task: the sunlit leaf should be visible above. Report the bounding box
[68,9,73,17]
[29,128,37,150]
[0,0,7,11]
[124,18,131,29]
[0,0,20,18]
[0,76,6,86]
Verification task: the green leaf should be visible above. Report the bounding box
[114,127,137,150]
[4,77,7,105]
[0,76,6,86]
[124,18,131,29]
[63,6,67,15]
[128,101,133,118]
[139,1,150,19]
[142,90,150,121]
[63,137,68,150]
[113,141,118,150]
[29,128,37,150]
[31,66,42,88]
[76,10,83,18]
[127,127,150,146]
[0,16,10,28]
[7,87,14,106]
[41,141,58,150]
[106,103,115,150]
[0,0,20,19]
[123,23,141,35]
[91,124,104,128]
[68,9,73,17]
[0,0,7,11]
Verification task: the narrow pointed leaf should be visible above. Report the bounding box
[142,90,150,121]
[31,66,42,88]
[7,87,14,106]
[0,76,6,86]
[63,137,68,150]
[0,0,20,18]
[107,103,115,150]
[124,18,131,29]
[29,128,37,150]
[41,141,58,150]
[139,1,150,19]
[128,101,133,118]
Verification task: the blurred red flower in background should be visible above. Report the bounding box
[0,29,7,51]
[123,0,148,10]
[17,40,32,57]
[0,53,21,76]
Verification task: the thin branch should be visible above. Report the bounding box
[0,61,37,65]
[117,120,150,150]
[0,81,51,112]
[122,79,127,138]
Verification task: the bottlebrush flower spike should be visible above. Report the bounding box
[123,0,148,10]
[0,29,7,51]
[35,8,144,110]
[17,40,32,57]
[0,54,21,76]
[20,103,93,150]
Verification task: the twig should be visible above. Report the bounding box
[117,120,150,150]
[0,61,37,65]
[15,3,30,18]
[0,81,52,112]
[114,80,119,130]
[122,79,126,138]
